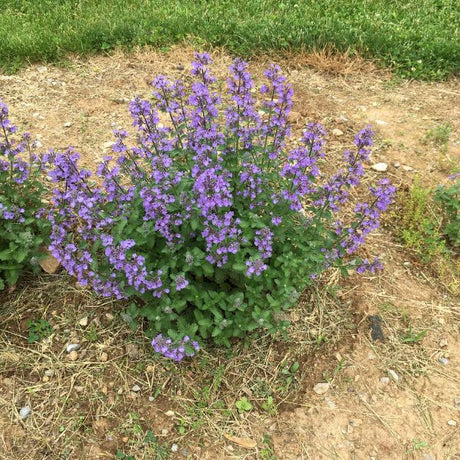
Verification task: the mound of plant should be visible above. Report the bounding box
[0,101,50,290]
[46,53,395,359]
[435,174,460,248]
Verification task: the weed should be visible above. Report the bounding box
[398,177,447,262]
[235,396,253,413]
[26,318,54,343]
[260,434,277,459]
[261,396,277,416]
[424,123,452,151]
[84,323,99,342]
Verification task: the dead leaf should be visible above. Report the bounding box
[223,433,257,449]
[38,248,60,274]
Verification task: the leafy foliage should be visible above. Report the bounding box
[0,101,50,289]
[435,175,460,247]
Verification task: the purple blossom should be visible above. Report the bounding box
[151,334,200,361]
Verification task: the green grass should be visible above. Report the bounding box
[1,0,459,79]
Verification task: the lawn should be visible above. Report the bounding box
[1,0,459,79]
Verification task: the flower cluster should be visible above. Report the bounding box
[45,53,395,359]
[151,334,200,361]
[0,100,50,289]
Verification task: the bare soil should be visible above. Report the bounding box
[0,46,459,459]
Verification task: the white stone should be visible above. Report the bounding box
[313,382,330,395]
[371,162,388,172]
[447,419,457,426]
[402,165,414,172]
[132,384,141,392]
[165,410,175,417]
[171,444,179,453]
[78,317,88,327]
[332,128,344,136]
[376,120,389,126]
[388,369,399,381]
[66,343,81,353]
[19,406,31,419]
[380,376,390,386]
[63,122,72,128]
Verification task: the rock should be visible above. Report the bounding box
[438,357,449,365]
[148,396,155,402]
[375,120,388,126]
[176,64,184,71]
[402,165,414,172]
[100,352,108,362]
[161,429,168,436]
[63,122,72,128]
[439,338,448,348]
[19,406,31,419]
[380,376,390,386]
[454,398,460,408]
[447,420,457,426]
[332,128,344,136]
[125,343,140,359]
[102,141,113,150]
[67,351,79,361]
[288,111,302,124]
[66,343,81,353]
[371,162,388,172]
[325,396,336,409]
[37,66,48,73]
[171,444,179,453]
[165,410,175,417]
[44,369,54,377]
[388,369,399,381]
[131,384,141,392]
[38,249,61,274]
[423,454,435,460]
[394,162,400,168]
[313,382,330,395]
[78,317,88,327]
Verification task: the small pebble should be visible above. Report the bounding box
[66,343,81,353]
[19,406,31,419]
[165,410,175,417]
[447,420,457,427]
[402,165,414,172]
[161,429,168,436]
[438,357,449,365]
[171,443,179,453]
[439,338,448,348]
[375,119,388,126]
[100,352,108,362]
[148,396,155,402]
[454,398,460,408]
[388,369,399,381]
[78,317,88,327]
[371,162,388,172]
[380,376,390,386]
[44,369,54,377]
[131,384,141,392]
[332,128,344,136]
[393,162,400,168]
[63,122,72,128]
[67,351,78,361]
[313,382,330,395]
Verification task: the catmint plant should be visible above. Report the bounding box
[47,53,395,359]
[0,100,50,289]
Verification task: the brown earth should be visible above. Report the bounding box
[0,46,459,459]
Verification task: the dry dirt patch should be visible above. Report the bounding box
[0,46,459,459]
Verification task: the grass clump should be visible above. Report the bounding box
[1,0,459,79]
